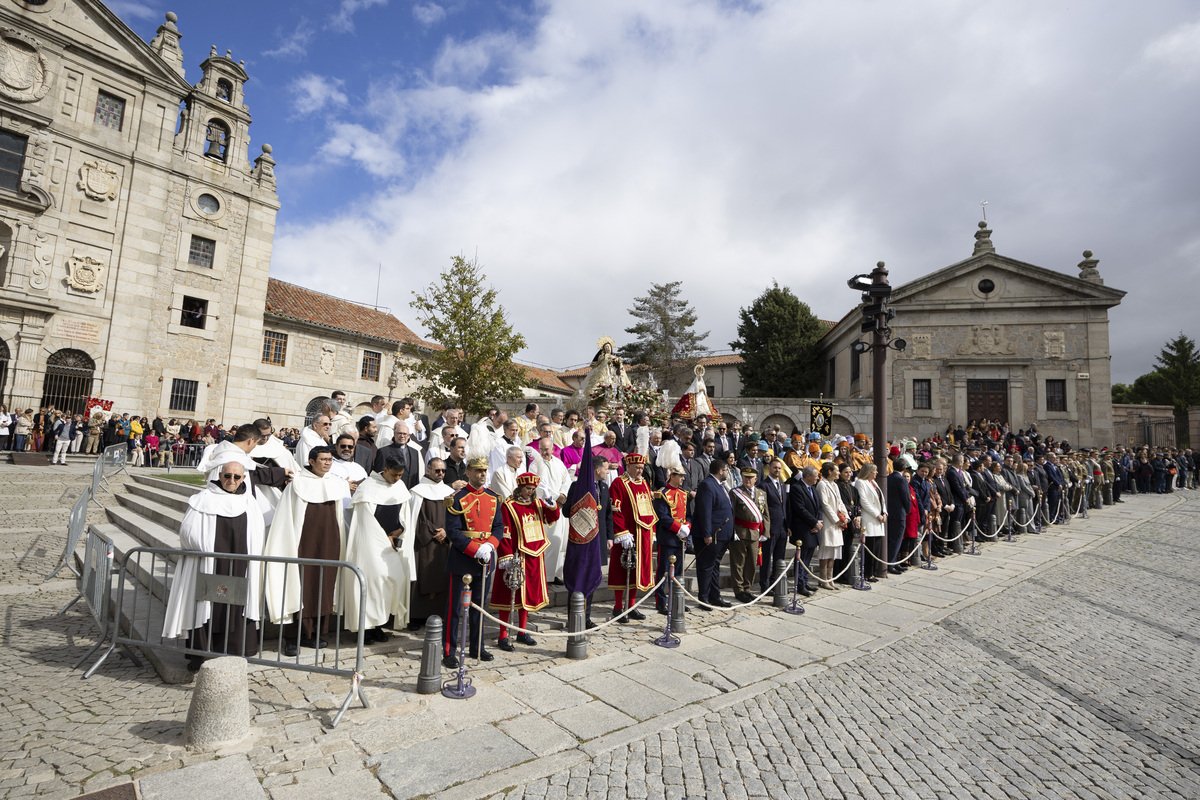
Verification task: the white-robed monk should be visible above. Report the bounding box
[490,445,523,500]
[162,461,265,672]
[249,421,300,524]
[197,424,291,522]
[295,414,332,465]
[342,458,412,642]
[331,433,368,514]
[533,437,571,581]
[263,445,350,656]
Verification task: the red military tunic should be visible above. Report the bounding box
[490,497,560,612]
[607,473,658,591]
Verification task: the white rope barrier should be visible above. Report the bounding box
[863,528,929,567]
[672,555,799,611]
[791,541,864,583]
[466,577,667,638]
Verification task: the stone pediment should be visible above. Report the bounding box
[891,253,1125,311]
[17,1,191,93]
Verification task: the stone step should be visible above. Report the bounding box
[115,491,185,532]
[134,473,205,499]
[95,521,176,603]
[106,504,182,554]
[126,480,193,513]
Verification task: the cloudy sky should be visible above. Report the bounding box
[120,0,1200,381]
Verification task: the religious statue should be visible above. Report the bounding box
[576,336,632,402]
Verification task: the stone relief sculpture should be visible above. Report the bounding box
[957,324,1016,356]
[1044,331,1065,359]
[0,29,51,103]
[320,344,336,374]
[65,255,105,293]
[910,334,931,359]
[31,230,54,290]
[77,159,119,202]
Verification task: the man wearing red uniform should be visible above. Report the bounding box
[608,452,658,622]
[491,472,560,651]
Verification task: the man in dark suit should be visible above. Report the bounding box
[759,457,789,595]
[374,423,422,489]
[787,465,822,596]
[607,408,636,453]
[947,454,971,553]
[692,459,734,609]
[713,422,733,460]
[886,466,910,573]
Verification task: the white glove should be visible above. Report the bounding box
[474,543,494,563]
[498,559,513,571]
[759,533,768,543]
[946,504,955,512]
[679,523,691,537]
[616,533,635,549]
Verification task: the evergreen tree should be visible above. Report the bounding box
[406,255,527,415]
[1122,333,1200,446]
[618,281,709,390]
[731,281,825,397]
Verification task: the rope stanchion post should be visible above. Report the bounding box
[653,555,681,649]
[853,541,872,590]
[784,551,805,615]
[442,576,476,700]
[417,615,443,694]
[950,517,964,554]
[670,569,687,634]
[566,592,587,660]
[1003,499,1015,542]
[988,512,998,542]
[967,509,980,555]
[773,558,790,605]
[920,522,938,570]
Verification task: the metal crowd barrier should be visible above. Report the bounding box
[82,546,371,728]
[164,442,207,471]
[46,486,92,580]
[91,442,130,498]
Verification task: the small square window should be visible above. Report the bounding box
[1046,379,1067,412]
[0,130,27,193]
[361,350,381,381]
[94,91,125,131]
[187,235,216,268]
[169,378,198,413]
[180,296,208,329]
[263,331,287,366]
[913,379,932,410]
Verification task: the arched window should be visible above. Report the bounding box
[204,119,230,162]
[41,348,96,417]
[216,79,233,102]
[304,396,330,427]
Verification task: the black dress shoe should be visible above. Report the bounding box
[656,605,668,616]
[552,578,564,586]
[516,633,536,646]
[585,620,598,630]
[283,642,299,657]
[627,609,646,621]
[615,613,633,624]
[299,636,328,649]
[695,603,714,612]
[497,637,515,652]
[798,585,813,597]
[712,598,732,608]
[442,654,458,669]
[469,649,494,662]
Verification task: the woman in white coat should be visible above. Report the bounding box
[854,463,887,581]
[815,462,847,589]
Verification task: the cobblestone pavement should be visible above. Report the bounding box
[0,461,1194,799]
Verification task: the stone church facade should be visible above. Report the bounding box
[0,2,441,427]
[820,222,1126,446]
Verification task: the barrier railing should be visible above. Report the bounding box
[165,443,207,471]
[91,442,130,498]
[45,486,92,580]
[81,546,371,728]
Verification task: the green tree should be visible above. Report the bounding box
[405,255,527,415]
[1122,333,1200,446]
[618,281,709,390]
[731,281,825,397]
[1110,383,1137,404]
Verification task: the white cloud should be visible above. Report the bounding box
[1143,19,1200,75]
[264,19,316,60]
[413,2,447,28]
[273,1,1200,377]
[106,1,158,21]
[290,74,349,118]
[330,0,388,34]
[319,123,405,178]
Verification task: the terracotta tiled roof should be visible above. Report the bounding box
[265,279,438,350]
[518,363,574,394]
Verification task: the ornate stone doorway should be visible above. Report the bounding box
[41,349,95,416]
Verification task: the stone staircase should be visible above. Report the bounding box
[87,474,726,681]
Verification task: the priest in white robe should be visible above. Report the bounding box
[197,425,291,521]
[331,433,368,515]
[249,420,299,525]
[162,461,265,671]
[491,445,523,500]
[295,414,332,465]
[533,437,572,582]
[342,456,412,643]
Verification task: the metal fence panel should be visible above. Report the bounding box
[46,487,92,579]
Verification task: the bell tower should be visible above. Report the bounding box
[175,45,253,174]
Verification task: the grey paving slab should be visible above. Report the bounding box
[545,650,643,682]
[372,724,533,799]
[350,708,453,756]
[495,670,592,715]
[138,756,266,800]
[574,672,679,720]
[549,701,637,740]
[267,765,388,800]
[497,714,579,756]
[615,661,722,704]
